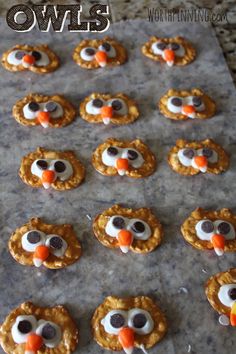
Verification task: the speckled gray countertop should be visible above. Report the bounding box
[0,15,236,354]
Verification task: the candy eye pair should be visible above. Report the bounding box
[106,215,151,240]
[195,219,235,241]
[12,315,61,347]
[107,147,139,160]
[178,148,218,166]
[152,41,184,56]
[86,98,127,116]
[8,49,50,67]
[218,285,236,307]
[81,42,116,61]
[102,308,154,335]
[23,101,63,120]
[168,96,205,113]
[36,159,66,173]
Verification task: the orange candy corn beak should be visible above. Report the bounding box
[95,50,107,67]
[25,333,43,353]
[41,170,56,189]
[182,105,196,118]
[118,327,134,354]
[230,302,236,326]
[163,49,175,66]
[101,106,113,125]
[211,234,225,256]
[37,111,50,128]
[118,230,133,253]
[33,245,50,267]
[116,158,129,176]
[193,155,208,172]
[22,54,35,67]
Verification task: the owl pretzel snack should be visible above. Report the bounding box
[168,139,229,175]
[13,93,76,128]
[92,295,167,353]
[73,36,127,69]
[80,93,139,125]
[181,208,236,256]
[205,269,236,327]
[0,301,79,354]
[159,88,216,121]
[9,217,82,268]
[92,138,156,178]
[19,147,85,190]
[142,35,196,67]
[93,204,163,254]
[2,44,60,73]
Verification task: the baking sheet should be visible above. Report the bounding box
[0,18,236,354]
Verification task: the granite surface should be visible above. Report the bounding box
[0,18,236,354]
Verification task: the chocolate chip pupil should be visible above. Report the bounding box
[54,161,66,173]
[31,51,42,61]
[107,147,118,156]
[101,42,111,51]
[18,320,32,334]
[192,96,202,107]
[132,221,145,233]
[42,323,56,340]
[217,222,231,235]
[111,100,122,111]
[127,150,138,160]
[28,101,40,112]
[85,48,95,56]
[229,288,236,300]
[133,314,147,328]
[202,148,213,158]
[183,149,195,159]
[15,51,25,60]
[171,97,182,107]
[36,160,48,170]
[27,231,41,244]
[45,101,57,112]
[156,42,166,50]
[110,314,125,328]
[92,98,103,108]
[201,221,214,233]
[49,236,63,250]
[112,217,125,229]
[170,42,180,51]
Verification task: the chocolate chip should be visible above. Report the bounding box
[92,98,103,108]
[156,42,166,50]
[85,48,95,56]
[202,148,213,158]
[54,161,66,173]
[183,149,195,159]
[28,101,40,112]
[170,42,180,51]
[131,221,145,233]
[42,323,56,340]
[111,100,122,111]
[201,220,214,233]
[192,96,202,107]
[171,97,182,107]
[36,160,48,170]
[27,231,41,244]
[127,150,138,160]
[15,51,25,60]
[229,288,236,301]
[31,51,42,61]
[101,42,111,51]
[49,236,63,250]
[112,217,125,229]
[217,222,231,235]
[18,320,32,334]
[132,313,147,328]
[45,101,57,112]
[110,314,125,328]
[107,147,118,156]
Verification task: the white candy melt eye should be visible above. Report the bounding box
[218,284,236,307]
[31,50,50,67]
[102,310,128,335]
[23,101,41,120]
[122,148,144,168]
[128,308,154,335]
[178,148,196,167]
[45,235,67,257]
[86,98,104,115]
[128,219,151,240]
[190,96,205,112]
[167,97,183,113]
[169,42,185,57]
[80,47,96,61]
[195,220,214,240]
[31,159,50,179]
[197,148,218,164]
[36,320,61,348]
[98,42,116,58]
[11,315,37,344]
[52,160,73,181]
[102,146,121,167]
[107,99,128,115]
[22,230,46,252]
[7,50,26,65]
[151,41,167,55]
[44,101,63,119]
[105,216,127,237]
[214,220,235,240]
